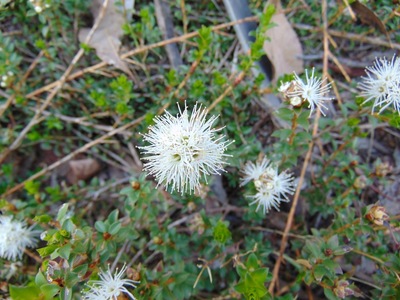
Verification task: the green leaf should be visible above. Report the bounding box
[275,108,294,121]
[332,245,353,256]
[324,288,339,300]
[61,220,74,233]
[9,284,40,300]
[261,4,276,27]
[304,270,313,285]
[347,117,360,127]
[35,271,48,287]
[25,181,40,195]
[212,220,231,244]
[197,26,212,51]
[95,221,107,233]
[65,271,80,288]
[40,284,60,300]
[313,265,328,282]
[271,129,292,140]
[45,116,63,130]
[108,222,122,235]
[327,235,339,249]
[296,110,309,128]
[235,281,247,293]
[246,253,259,270]
[236,265,247,278]
[294,131,312,144]
[321,259,338,274]
[57,203,69,222]
[73,264,88,276]
[305,240,323,259]
[251,268,268,283]
[58,244,72,260]
[33,214,52,223]
[37,244,59,257]
[108,209,119,223]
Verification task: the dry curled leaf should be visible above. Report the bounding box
[67,158,101,184]
[79,0,133,77]
[350,1,387,35]
[263,0,303,82]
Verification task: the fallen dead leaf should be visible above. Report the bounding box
[67,158,101,184]
[79,0,134,77]
[350,1,387,35]
[263,0,304,82]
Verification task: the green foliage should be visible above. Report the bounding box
[212,220,231,244]
[0,0,399,299]
[235,253,271,300]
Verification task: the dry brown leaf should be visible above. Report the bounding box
[263,1,303,82]
[350,1,387,35]
[79,0,133,76]
[67,158,101,184]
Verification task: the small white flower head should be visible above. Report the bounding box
[290,96,303,107]
[278,81,291,93]
[139,102,233,194]
[289,68,333,116]
[241,158,296,214]
[34,5,43,13]
[359,55,400,114]
[0,215,40,261]
[83,264,139,300]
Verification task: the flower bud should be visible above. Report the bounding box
[131,181,141,190]
[375,161,392,177]
[333,280,354,299]
[353,175,367,189]
[365,205,389,226]
[290,96,303,107]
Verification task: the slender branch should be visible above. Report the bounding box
[268,0,330,294]
[25,16,259,100]
[0,0,110,165]
[2,115,144,197]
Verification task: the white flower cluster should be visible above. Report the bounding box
[279,68,333,116]
[0,215,40,261]
[29,0,50,13]
[359,55,400,114]
[82,264,139,300]
[241,158,296,214]
[1,71,13,88]
[140,103,232,194]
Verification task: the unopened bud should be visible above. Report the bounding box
[290,96,303,107]
[278,81,291,93]
[153,236,163,245]
[187,201,196,212]
[353,175,367,189]
[375,161,392,177]
[333,280,354,299]
[131,181,141,190]
[365,205,389,226]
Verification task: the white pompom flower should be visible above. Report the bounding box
[0,215,40,261]
[241,158,296,214]
[139,102,233,194]
[359,55,400,114]
[83,264,139,300]
[289,68,333,116]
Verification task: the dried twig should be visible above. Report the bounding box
[25,16,259,100]
[2,115,144,198]
[268,0,330,294]
[294,23,400,50]
[0,0,111,165]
